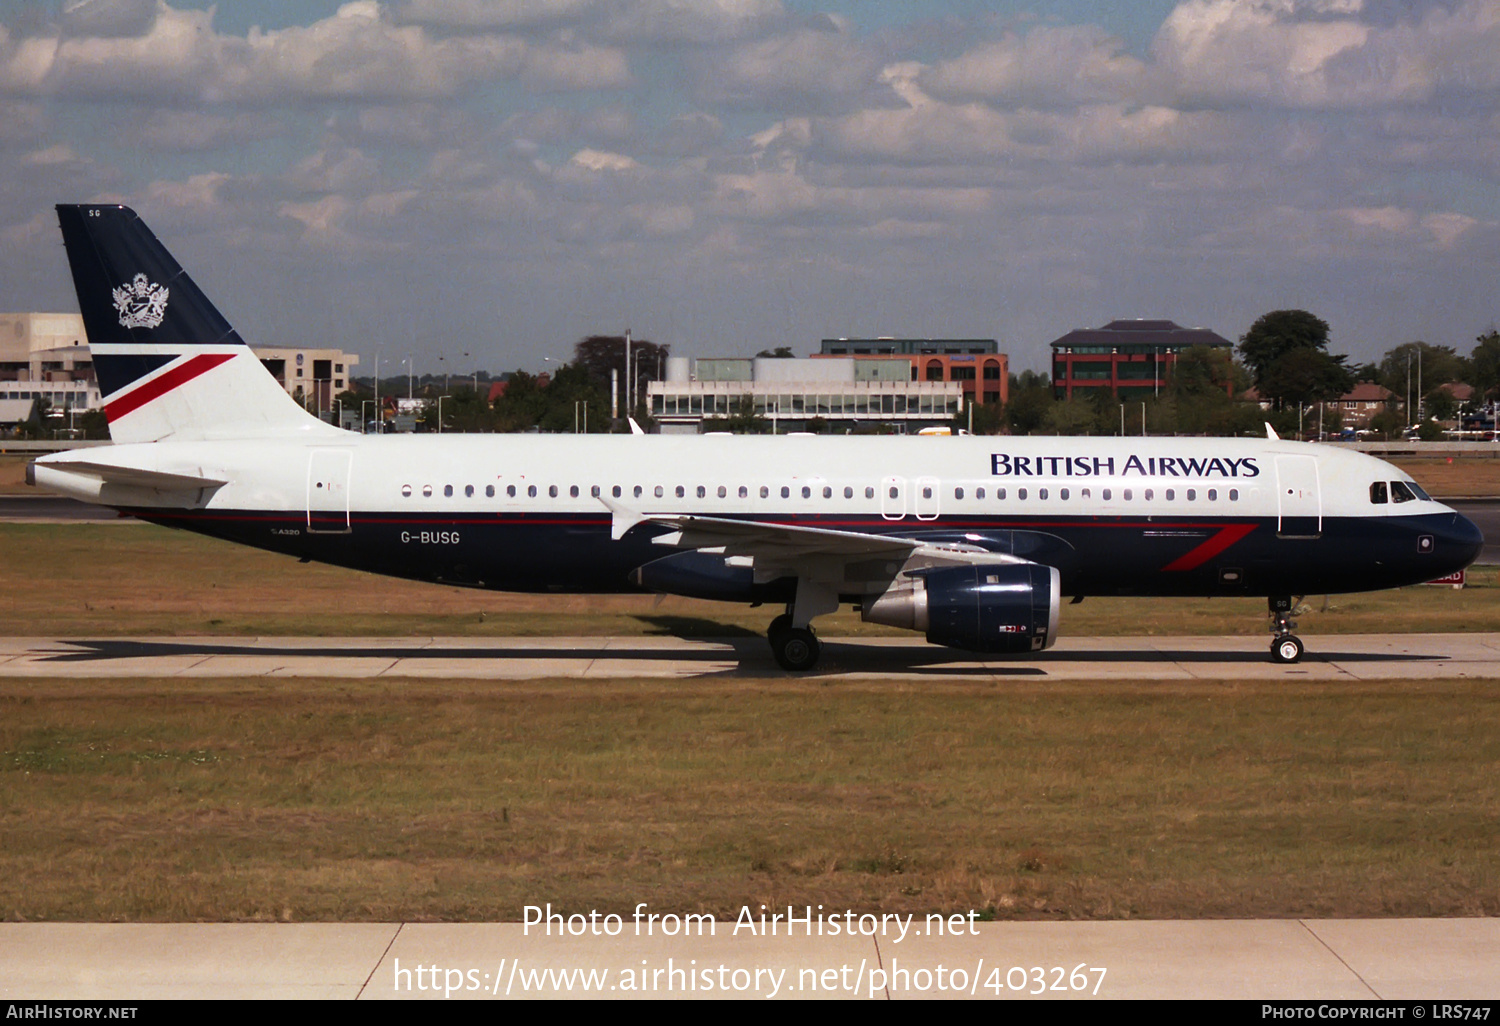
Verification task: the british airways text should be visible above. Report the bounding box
[990,454,1261,479]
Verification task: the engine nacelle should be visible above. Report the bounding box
[861,562,1060,654]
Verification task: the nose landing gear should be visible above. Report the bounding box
[1269,595,1304,663]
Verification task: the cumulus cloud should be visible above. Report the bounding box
[691,23,883,112]
[0,2,631,103]
[1154,0,1500,108]
[922,24,1148,106]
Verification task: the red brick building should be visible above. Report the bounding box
[1051,320,1234,401]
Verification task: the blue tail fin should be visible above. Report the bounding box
[56,204,328,443]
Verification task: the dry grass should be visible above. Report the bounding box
[1389,457,1500,497]
[2,676,1497,922]
[1,522,1497,638]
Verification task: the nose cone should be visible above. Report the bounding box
[1442,510,1485,571]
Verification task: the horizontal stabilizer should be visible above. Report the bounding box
[33,459,227,492]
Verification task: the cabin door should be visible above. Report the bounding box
[307,449,353,534]
[1275,455,1321,538]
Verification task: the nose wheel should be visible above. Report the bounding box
[1272,633,1304,663]
[1268,595,1304,663]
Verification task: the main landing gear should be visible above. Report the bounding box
[768,612,820,672]
[1269,595,1304,663]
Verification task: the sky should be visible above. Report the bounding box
[1,0,1497,377]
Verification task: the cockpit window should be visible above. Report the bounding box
[1406,480,1431,501]
[1370,481,1388,504]
[1390,480,1418,503]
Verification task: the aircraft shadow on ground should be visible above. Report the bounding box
[36,638,1446,675]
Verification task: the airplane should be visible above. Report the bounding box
[27,204,1485,670]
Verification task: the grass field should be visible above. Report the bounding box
[1,488,1497,923]
[3,676,1498,922]
[0,521,1496,639]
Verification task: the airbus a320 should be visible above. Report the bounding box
[28,205,1484,670]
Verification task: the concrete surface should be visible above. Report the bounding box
[2,633,1500,680]
[1,919,1496,999]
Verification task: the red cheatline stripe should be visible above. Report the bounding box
[1161,523,1258,572]
[104,353,236,420]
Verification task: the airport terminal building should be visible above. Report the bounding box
[0,312,99,431]
[648,356,964,434]
[0,311,360,431]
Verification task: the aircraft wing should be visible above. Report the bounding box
[603,498,1023,589]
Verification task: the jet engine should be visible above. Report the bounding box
[861,562,1060,654]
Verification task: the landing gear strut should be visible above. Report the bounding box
[1268,595,1304,663]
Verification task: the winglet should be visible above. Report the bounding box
[1265,422,1280,440]
[628,417,646,436]
[599,495,649,540]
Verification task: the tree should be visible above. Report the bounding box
[756,346,795,358]
[1469,330,1500,400]
[1377,342,1465,401]
[572,334,669,416]
[1238,310,1332,386]
[1004,370,1054,434]
[1255,347,1354,409]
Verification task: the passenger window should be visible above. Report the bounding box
[954,487,964,500]
[1391,481,1417,503]
[865,487,874,499]
[739,486,748,498]
[675,486,685,498]
[823,486,832,499]
[528,485,537,498]
[1081,488,1091,499]
[486,485,495,498]
[570,485,580,498]
[401,485,412,497]
[443,485,453,498]
[465,485,474,498]
[889,487,898,499]
[548,485,558,498]
[976,487,985,499]
[996,488,1006,500]
[1060,488,1068,500]
[1143,489,1152,501]
[1102,489,1111,500]
[590,485,600,498]
[718,486,727,498]
[844,487,853,499]
[1208,489,1217,501]
[633,485,643,498]
[1229,489,1239,501]
[423,485,433,498]
[1187,489,1196,501]
[1018,488,1027,500]
[696,486,706,498]
[1165,489,1174,501]
[922,486,933,499]
[1123,489,1131,501]
[760,486,769,498]
[507,485,516,498]
[801,486,811,499]
[1038,488,1047,500]
[782,487,791,499]
[612,485,621,498]
[654,486,664,498]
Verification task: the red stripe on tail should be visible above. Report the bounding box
[104,352,236,420]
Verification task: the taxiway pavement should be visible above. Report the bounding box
[2,918,1497,999]
[2,633,1500,680]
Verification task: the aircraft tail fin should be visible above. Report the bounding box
[55,204,333,444]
